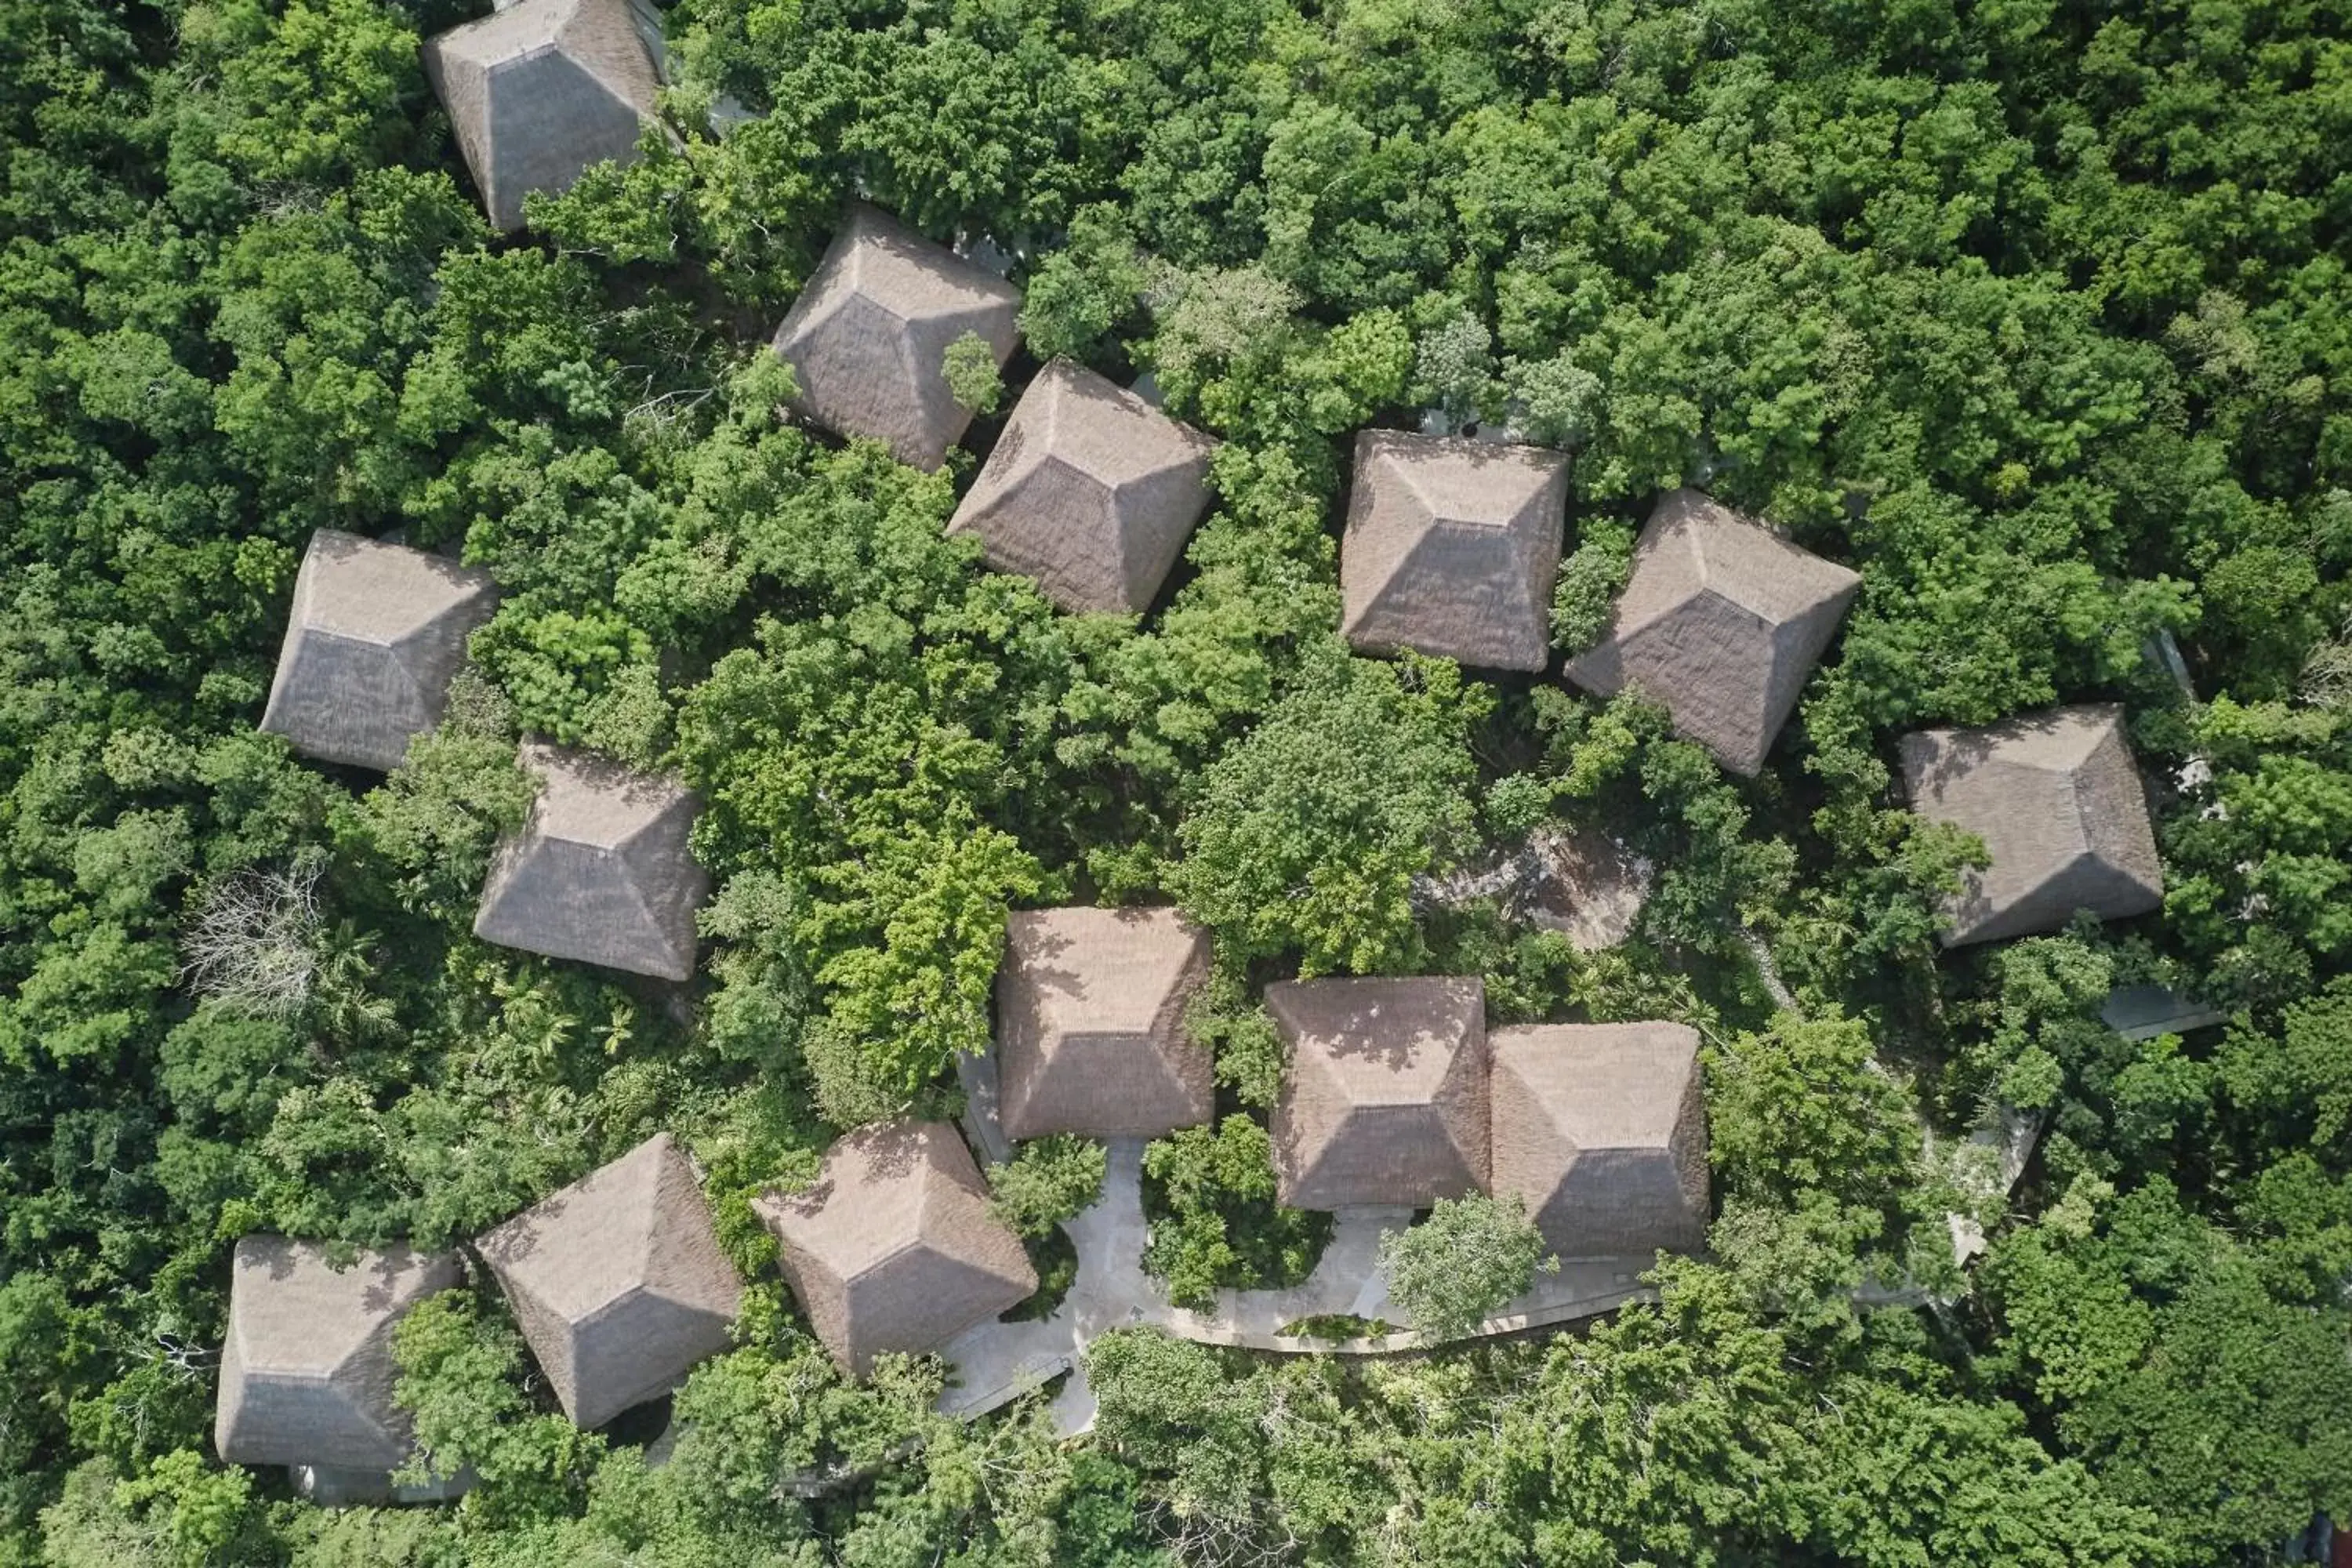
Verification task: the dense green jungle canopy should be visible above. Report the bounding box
[4,0,2352,1561]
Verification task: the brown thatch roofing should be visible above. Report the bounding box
[1487,1022,1708,1258]
[421,0,662,233]
[754,1121,1036,1374]
[948,361,1218,615]
[995,906,1214,1141]
[214,1237,460,1472]
[476,1133,742,1430]
[259,531,499,773]
[1564,488,1861,775]
[1341,431,1570,673]
[473,743,708,982]
[1899,702,2164,947]
[770,205,1024,472]
[1268,976,1490,1210]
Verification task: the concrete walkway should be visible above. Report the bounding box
[935,1134,1654,1435]
[942,1028,2046,1435]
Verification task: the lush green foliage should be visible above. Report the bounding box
[1088,1265,2177,1568]
[1139,1116,1330,1309]
[3,0,2349,1559]
[986,1134,1108,1240]
[1377,1192,1556,1341]
[1166,651,1484,975]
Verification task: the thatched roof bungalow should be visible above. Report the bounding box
[259,531,498,772]
[994,906,1215,1140]
[1899,703,2164,946]
[213,1238,459,1473]
[949,361,1218,615]
[422,0,662,232]
[1487,1022,1708,1258]
[476,1133,742,1430]
[770,205,1022,471]
[1565,488,1860,775]
[755,1121,1036,1374]
[1341,431,1570,673]
[473,744,708,982]
[1268,976,1490,1210]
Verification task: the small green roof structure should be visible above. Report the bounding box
[473,744,708,982]
[1899,702,2165,947]
[1487,1022,1708,1258]
[1341,431,1570,673]
[476,1133,742,1431]
[948,361,1218,614]
[214,1237,460,1474]
[1565,488,1860,775]
[994,906,1215,1141]
[260,531,499,772]
[421,0,662,232]
[770,205,1023,471]
[755,1121,1036,1374]
[1268,976,1490,1210]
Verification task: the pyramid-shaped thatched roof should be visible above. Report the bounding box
[1340,430,1570,673]
[754,1121,1036,1374]
[1565,489,1861,775]
[995,906,1214,1140]
[1899,703,2164,947]
[259,531,499,773]
[214,1237,460,1472]
[1487,1022,1708,1258]
[421,0,662,232]
[947,361,1218,614]
[473,744,708,982]
[476,1133,742,1430]
[1268,976,1490,1210]
[770,205,1023,472]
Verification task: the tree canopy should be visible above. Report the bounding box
[3,0,2349,1562]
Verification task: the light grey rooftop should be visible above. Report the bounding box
[473,743,708,981]
[2101,983,2228,1041]
[771,205,1023,471]
[214,1237,460,1473]
[260,531,499,773]
[422,0,662,232]
[477,1133,742,1431]
[1341,430,1570,673]
[1565,488,1860,775]
[949,361,1218,614]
